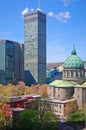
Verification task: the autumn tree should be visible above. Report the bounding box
[16,81,26,96]
[0,109,4,129]
[0,84,9,108]
[29,84,39,94]
[38,84,48,98]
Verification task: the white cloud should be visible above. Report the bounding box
[30,8,34,12]
[21,7,29,16]
[61,0,71,6]
[48,12,54,17]
[21,7,43,16]
[61,0,77,6]
[56,11,71,23]
[36,8,42,12]
[48,11,71,23]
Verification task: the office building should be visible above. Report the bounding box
[24,11,46,85]
[0,40,24,84]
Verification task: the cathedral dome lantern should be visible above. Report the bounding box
[71,44,76,55]
[63,45,85,84]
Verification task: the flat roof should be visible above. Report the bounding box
[41,98,76,104]
[24,10,46,17]
[11,108,25,112]
[0,39,22,44]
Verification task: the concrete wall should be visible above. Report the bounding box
[47,86,74,101]
[74,88,83,108]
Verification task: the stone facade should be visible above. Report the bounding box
[24,11,46,85]
[39,98,78,119]
[74,87,86,108]
[47,86,74,101]
[46,46,86,118]
[63,68,85,84]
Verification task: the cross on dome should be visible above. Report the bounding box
[71,44,76,55]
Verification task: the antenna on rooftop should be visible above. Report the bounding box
[38,0,40,9]
[73,43,75,49]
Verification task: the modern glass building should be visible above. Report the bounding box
[0,40,24,85]
[24,11,46,85]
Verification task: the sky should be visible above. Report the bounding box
[0,0,86,63]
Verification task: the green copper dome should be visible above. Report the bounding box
[64,45,84,69]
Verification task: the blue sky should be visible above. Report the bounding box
[0,0,86,63]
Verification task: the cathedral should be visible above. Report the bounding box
[46,45,86,118]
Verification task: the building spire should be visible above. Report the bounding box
[38,0,40,9]
[71,44,76,55]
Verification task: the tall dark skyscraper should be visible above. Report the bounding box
[24,11,46,85]
[0,40,24,85]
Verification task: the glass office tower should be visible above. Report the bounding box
[24,11,46,85]
[0,40,24,84]
[0,40,14,84]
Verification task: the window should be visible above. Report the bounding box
[58,94,60,97]
[53,87,56,97]
[59,104,61,109]
[78,95,79,98]
[55,104,57,106]
[55,72,58,75]
[50,86,51,89]
[58,88,60,91]
[49,93,51,96]
[66,94,68,97]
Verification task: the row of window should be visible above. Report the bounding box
[53,110,62,113]
[50,103,62,109]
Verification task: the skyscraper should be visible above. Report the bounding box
[0,40,24,85]
[24,10,46,85]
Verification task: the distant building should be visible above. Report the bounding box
[39,98,78,119]
[46,67,62,84]
[0,40,24,84]
[24,10,46,85]
[47,62,64,71]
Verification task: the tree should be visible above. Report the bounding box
[38,99,60,129]
[41,111,59,130]
[31,99,52,120]
[38,84,48,98]
[16,81,26,95]
[15,110,40,130]
[67,110,85,122]
[15,110,59,130]
[0,109,4,129]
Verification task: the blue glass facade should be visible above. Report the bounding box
[0,41,14,84]
[0,40,24,85]
[5,42,14,84]
[24,11,46,85]
[0,43,5,84]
